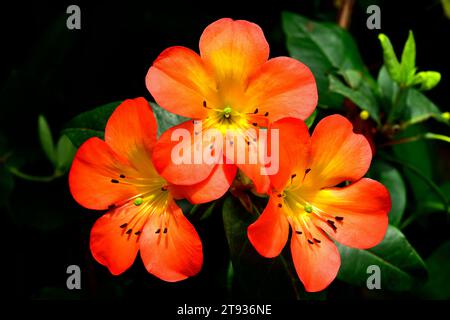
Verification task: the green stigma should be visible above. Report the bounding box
[304,204,313,213]
[223,106,232,118]
[134,197,143,206]
[443,112,450,120]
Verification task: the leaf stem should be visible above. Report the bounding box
[8,167,64,182]
[380,132,450,147]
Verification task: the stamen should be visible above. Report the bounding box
[277,193,283,198]
[134,231,142,236]
[161,186,168,191]
[120,174,126,178]
[155,229,161,234]
[252,122,258,126]
[278,203,283,208]
[120,223,128,229]
[111,179,119,184]
[254,108,259,114]
[264,112,269,117]
[314,238,321,243]
[305,168,311,174]
[203,100,207,108]
[126,229,133,235]
[296,231,302,235]
[335,216,344,221]
[163,227,168,234]
[307,239,314,245]
[327,220,337,231]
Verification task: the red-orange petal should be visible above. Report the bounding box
[171,161,237,204]
[245,57,318,121]
[105,98,157,171]
[69,137,137,210]
[146,46,214,119]
[152,120,216,185]
[248,195,289,258]
[90,205,141,275]
[290,222,340,292]
[140,201,203,282]
[306,115,372,189]
[199,18,269,85]
[312,178,390,249]
[268,118,311,192]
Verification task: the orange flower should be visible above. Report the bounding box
[69,98,224,281]
[247,115,391,292]
[146,18,317,195]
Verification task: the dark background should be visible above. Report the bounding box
[1,0,449,300]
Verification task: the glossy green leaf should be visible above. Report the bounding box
[403,88,443,125]
[370,160,406,226]
[328,75,380,124]
[377,66,399,112]
[400,31,416,85]
[63,101,186,147]
[282,11,368,109]
[55,135,77,171]
[418,241,450,299]
[378,34,401,82]
[151,103,187,137]
[62,101,121,147]
[337,225,427,291]
[38,115,56,164]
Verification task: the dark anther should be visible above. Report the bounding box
[254,108,259,114]
[327,220,337,231]
[111,179,119,184]
[163,227,168,234]
[252,122,258,126]
[277,203,283,208]
[314,238,321,244]
[134,231,142,236]
[161,186,168,191]
[120,174,126,178]
[155,229,161,234]
[335,216,344,221]
[277,193,282,197]
[195,131,199,135]
[247,141,251,145]
[126,229,133,235]
[291,173,297,179]
[203,100,207,108]
[210,144,214,150]
[229,141,234,146]
[307,239,314,245]
[120,223,128,229]
[305,168,311,174]
[296,231,302,235]
[264,112,269,117]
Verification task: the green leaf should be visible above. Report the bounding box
[378,34,401,82]
[418,241,450,299]
[282,11,368,109]
[328,75,380,124]
[337,225,427,291]
[377,66,400,113]
[304,110,317,128]
[63,100,186,147]
[412,71,441,91]
[400,31,416,85]
[443,0,450,19]
[63,101,121,147]
[151,103,188,137]
[55,135,77,171]
[38,115,56,164]
[402,88,442,125]
[370,160,406,226]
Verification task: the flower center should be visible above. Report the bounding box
[109,173,172,238]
